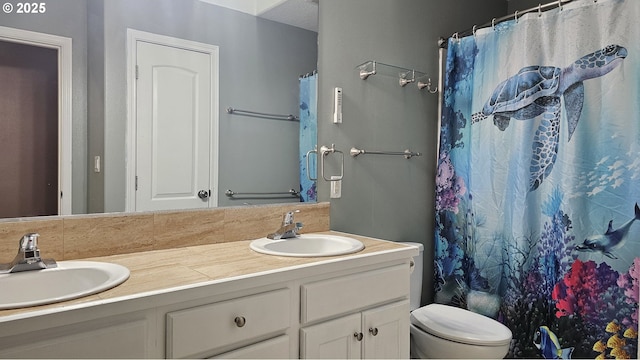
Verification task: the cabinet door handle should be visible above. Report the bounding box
[234,316,246,327]
[353,332,363,341]
[369,327,379,336]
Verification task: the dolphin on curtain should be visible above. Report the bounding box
[575,202,640,259]
[471,44,627,191]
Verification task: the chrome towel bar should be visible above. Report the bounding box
[225,189,300,197]
[350,147,422,159]
[226,107,299,121]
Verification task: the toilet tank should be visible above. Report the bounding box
[401,242,424,311]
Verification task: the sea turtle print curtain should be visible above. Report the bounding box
[434,0,639,358]
[299,72,317,202]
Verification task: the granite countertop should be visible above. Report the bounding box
[0,231,414,319]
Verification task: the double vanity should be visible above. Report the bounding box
[0,204,418,359]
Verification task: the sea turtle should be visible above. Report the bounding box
[471,44,627,191]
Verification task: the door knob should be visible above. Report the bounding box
[198,190,210,200]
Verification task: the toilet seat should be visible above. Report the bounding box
[410,303,512,346]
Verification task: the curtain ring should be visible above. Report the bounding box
[492,18,496,30]
[538,4,542,17]
[452,32,459,43]
[514,10,519,23]
[558,0,563,11]
[472,25,477,37]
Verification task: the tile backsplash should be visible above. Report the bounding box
[0,202,330,262]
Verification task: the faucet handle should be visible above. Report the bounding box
[19,233,41,260]
[20,233,39,251]
[283,210,300,225]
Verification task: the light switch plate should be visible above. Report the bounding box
[330,175,341,198]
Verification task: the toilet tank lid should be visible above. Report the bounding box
[411,304,512,346]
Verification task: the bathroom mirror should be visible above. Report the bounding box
[0,0,318,218]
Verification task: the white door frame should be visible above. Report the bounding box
[126,29,219,212]
[0,26,72,215]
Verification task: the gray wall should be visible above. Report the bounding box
[87,0,105,213]
[508,0,549,13]
[97,0,318,212]
[0,0,89,214]
[317,0,507,305]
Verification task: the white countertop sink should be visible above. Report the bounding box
[0,261,130,310]
[250,233,365,257]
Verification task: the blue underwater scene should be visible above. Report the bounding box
[434,1,639,358]
[299,73,317,202]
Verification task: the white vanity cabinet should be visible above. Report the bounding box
[0,237,416,359]
[299,264,410,359]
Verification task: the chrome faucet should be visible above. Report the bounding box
[0,233,57,273]
[267,210,303,239]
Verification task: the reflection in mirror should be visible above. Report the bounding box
[0,0,318,219]
[0,40,59,218]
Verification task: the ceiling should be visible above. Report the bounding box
[199,0,319,32]
[259,0,318,32]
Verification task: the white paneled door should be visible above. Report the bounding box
[134,39,217,211]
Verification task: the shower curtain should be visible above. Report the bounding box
[434,0,639,358]
[299,72,317,202]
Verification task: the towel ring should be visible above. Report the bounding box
[305,146,318,181]
[319,144,344,182]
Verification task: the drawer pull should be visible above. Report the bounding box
[234,316,246,327]
[369,327,379,336]
[353,332,363,341]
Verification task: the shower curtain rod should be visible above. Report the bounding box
[453,0,577,38]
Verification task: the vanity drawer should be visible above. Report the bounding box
[166,288,290,358]
[301,264,409,324]
[209,335,290,359]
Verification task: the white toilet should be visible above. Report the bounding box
[403,242,512,359]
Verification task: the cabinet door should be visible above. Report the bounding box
[300,313,362,359]
[362,300,409,359]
